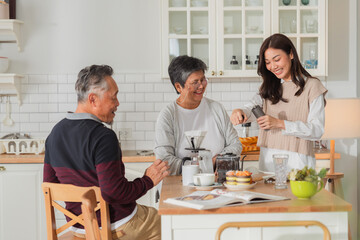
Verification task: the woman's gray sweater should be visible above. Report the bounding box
[154,97,242,175]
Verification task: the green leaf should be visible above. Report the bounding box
[318,168,328,178]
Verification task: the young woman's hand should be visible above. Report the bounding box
[230,109,247,125]
[257,115,285,130]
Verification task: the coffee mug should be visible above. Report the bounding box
[193,173,215,186]
[182,165,199,186]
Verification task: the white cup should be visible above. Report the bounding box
[193,173,215,186]
[182,165,199,186]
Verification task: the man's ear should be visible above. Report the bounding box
[88,93,97,106]
[174,82,183,93]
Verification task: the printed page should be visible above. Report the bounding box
[211,190,289,203]
[164,191,245,210]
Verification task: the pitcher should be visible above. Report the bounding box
[198,150,214,173]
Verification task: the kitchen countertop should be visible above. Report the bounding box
[158,176,351,215]
[0,150,340,164]
[0,150,156,164]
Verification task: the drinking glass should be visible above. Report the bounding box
[290,19,297,33]
[305,19,316,33]
[273,154,289,189]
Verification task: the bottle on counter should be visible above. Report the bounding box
[245,55,252,69]
[230,55,240,70]
[254,55,259,66]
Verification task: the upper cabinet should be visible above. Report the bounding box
[161,0,327,78]
[272,0,326,77]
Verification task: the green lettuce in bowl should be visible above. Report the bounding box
[289,166,328,199]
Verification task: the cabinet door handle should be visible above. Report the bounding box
[0,166,6,171]
[219,71,224,76]
[211,71,216,76]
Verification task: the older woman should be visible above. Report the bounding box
[154,55,241,175]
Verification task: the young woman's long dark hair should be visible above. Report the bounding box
[257,33,312,104]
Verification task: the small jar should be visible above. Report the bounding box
[241,122,251,138]
[215,153,240,183]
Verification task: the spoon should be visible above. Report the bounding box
[3,96,14,126]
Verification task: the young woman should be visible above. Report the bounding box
[231,33,327,172]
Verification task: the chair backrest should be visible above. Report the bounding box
[81,189,102,240]
[42,182,112,240]
[215,221,331,240]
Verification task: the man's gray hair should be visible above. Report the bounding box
[75,65,114,102]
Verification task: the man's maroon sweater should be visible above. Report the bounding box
[43,116,153,227]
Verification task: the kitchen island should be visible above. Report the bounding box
[159,176,351,240]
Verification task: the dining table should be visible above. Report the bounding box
[158,176,351,240]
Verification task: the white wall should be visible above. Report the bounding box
[2,0,162,73]
[0,0,358,238]
[326,0,358,238]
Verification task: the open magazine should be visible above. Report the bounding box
[164,189,289,210]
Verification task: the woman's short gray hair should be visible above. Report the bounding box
[168,55,207,94]
[75,65,114,102]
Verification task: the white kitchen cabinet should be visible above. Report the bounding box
[0,163,46,240]
[272,0,327,76]
[0,160,158,240]
[161,0,327,78]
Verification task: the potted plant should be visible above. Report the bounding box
[288,166,328,199]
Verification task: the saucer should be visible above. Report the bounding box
[224,182,257,191]
[188,182,223,190]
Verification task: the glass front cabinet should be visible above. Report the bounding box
[161,0,327,78]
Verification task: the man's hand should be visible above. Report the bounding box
[230,109,247,125]
[145,159,170,186]
[257,115,285,130]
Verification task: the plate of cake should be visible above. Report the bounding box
[224,182,257,191]
[224,170,257,191]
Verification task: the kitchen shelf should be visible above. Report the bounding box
[0,19,24,51]
[0,73,24,105]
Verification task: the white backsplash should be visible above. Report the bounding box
[0,72,261,150]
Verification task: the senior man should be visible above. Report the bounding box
[43,64,169,240]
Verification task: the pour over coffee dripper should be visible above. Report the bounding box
[182,131,213,174]
[184,130,207,152]
[183,131,206,166]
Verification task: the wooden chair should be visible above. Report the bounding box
[215,221,331,240]
[81,189,102,240]
[42,182,112,240]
